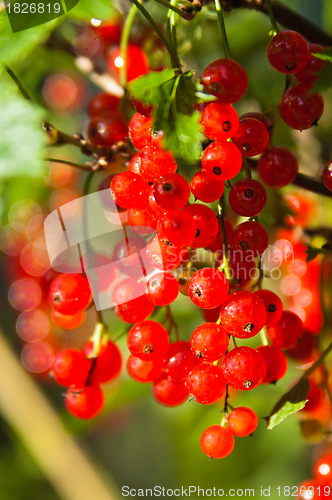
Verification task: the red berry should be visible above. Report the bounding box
[158,210,197,247]
[190,169,225,203]
[152,173,190,210]
[127,208,157,232]
[49,274,92,315]
[92,18,122,44]
[65,385,104,419]
[219,291,266,338]
[227,248,257,287]
[303,381,325,413]
[127,320,170,361]
[53,349,92,388]
[88,113,128,147]
[313,454,332,483]
[82,340,122,384]
[200,425,235,459]
[267,310,304,349]
[280,85,324,130]
[146,272,179,306]
[87,92,120,117]
[112,279,154,323]
[184,204,219,248]
[240,112,273,139]
[144,234,187,272]
[186,364,227,404]
[52,309,85,330]
[295,43,326,85]
[286,330,318,364]
[257,345,288,383]
[323,161,332,191]
[126,354,164,383]
[128,112,161,150]
[232,118,269,157]
[190,322,229,362]
[267,30,310,74]
[188,268,229,309]
[227,407,258,437]
[164,341,200,380]
[139,146,177,182]
[254,289,283,326]
[200,102,240,141]
[112,236,148,277]
[108,44,149,82]
[298,479,330,500]
[131,97,154,117]
[229,179,267,217]
[201,59,248,104]
[110,171,149,209]
[258,146,299,188]
[233,220,269,256]
[204,219,233,252]
[222,346,267,390]
[152,375,189,406]
[201,141,243,181]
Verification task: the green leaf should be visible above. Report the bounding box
[312,49,332,63]
[266,378,310,430]
[0,78,46,179]
[68,0,117,20]
[129,69,203,162]
[0,9,59,66]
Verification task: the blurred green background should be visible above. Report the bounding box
[0,0,331,499]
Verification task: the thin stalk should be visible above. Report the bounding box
[265,0,279,35]
[217,196,232,283]
[45,157,95,172]
[260,326,269,346]
[129,0,181,68]
[300,341,332,382]
[214,0,231,58]
[155,0,191,19]
[120,4,138,88]
[4,65,32,102]
[167,0,178,66]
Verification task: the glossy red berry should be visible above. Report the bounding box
[222,346,267,390]
[201,59,248,104]
[229,179,267,217]
[65,385,104,419]
[164,341,200,380]
[152,173,190,210]
[240,112,273,139]
[201,141,243,181]
[144,234,187,272]
[286,329,318,364]
[227,407,258,437]
[323,161,332,191]
[131,97,153,117]
[110,171,149,209]
[233,220,269,256]
[280,85,324,130]
[313,454,332,483]
[53,349,92,388]
[157,210,197,247]
[87,92,120,117]
[152,375,189,406]
[146,272,179,306]
[257,345,288,383]
[190,322,229,362]
[112,279,154,323]
[82,340,122,384]
[258,146,298,188]
[232,118,269,157]
[139,146,177,182]
[126,354,164,383]
[92,18,122,43]
[108,44,149,82]
[127,208,157,232]
[200,425,235,459]
[267,310,304,349]
[52,310,86,330]
[188,268,229,309]
[295,43,326,85]
[219,291,266,338]
[267,30,310,73]
[190,169,225,203]
[186,363,227,404]
[88,113,128,147]
[48,274,92,315]
[254,289,283,326]
[128,112,162,150]
[184,204,219,248]
[200,102,240,141]
[127,320,170,361]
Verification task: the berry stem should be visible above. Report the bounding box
[163,305,180,340]
[129,0,182,68]
[264,0,279,35]
[300,341,332,382]
[260,326,269,346]
[120,3,138,88]
[154,0,193,20]
[217,196,232,283]
[167,0,179,67]
[45,157,99,172]
[223,384,230,414]
[214,0,231,58]
[4,65,32,102]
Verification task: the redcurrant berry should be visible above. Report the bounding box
[65,385,104,419]
[152,375,189,407]
[127,320,170,361]
[254,289,283,326]
[267,30,310,74]
[221,346,266,390]
[229,179,267,217]
[200,425,235,459]
[200,102,240,141]
[257,345,288,383]
[232,220,269,256]
[258,146,298,188]
[201,59,248,104]
[186,364,227,404]
[219,291,266,338]
[190,322,229,362]
[280,85,324,130]
[227,407,258,437]
[48,274,92,315]
[184,204,219,248]
[146,272,179,306]
[190,169,225,203]
[267,310,304,349]
[232,118,269,157]
[188,268,229,309]
[201,141,243,181]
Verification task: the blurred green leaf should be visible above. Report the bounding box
[69,0,117,20]
[266,378,310,430]
[0,78,45,178]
